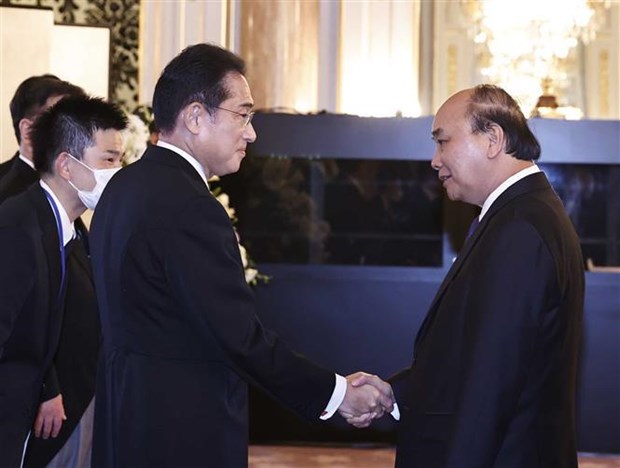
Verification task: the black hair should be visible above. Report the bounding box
[9,74,85,143]
[152,43,246,134]
[467,84,541,161]
[31,95,128,175]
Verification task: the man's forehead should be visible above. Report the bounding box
[93,128,123,145]
[434,93,471,127]
[222,72,253,104]
[431,106,453,133]
[442,93,469,114]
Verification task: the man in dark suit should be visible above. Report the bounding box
[353,85,584,467]
[0,152,17,180]
[0,96,126,467]
[0,74,85,204]
[90,43,395,468]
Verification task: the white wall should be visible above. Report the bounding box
[0,7,54,160]
[0,7,112,160]
[50,25,110,100]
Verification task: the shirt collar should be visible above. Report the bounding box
[156,140,209,188]
[39,180,75,246]
[479,164,541,221]
[18,153,35,169]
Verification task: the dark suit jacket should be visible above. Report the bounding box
[390,172,584,468]
[0,159,99,467]
[0,185,65,467]
[0,157,38,204]
[0,153,18,180]
[90,145,335,468]
[23,235,100,468]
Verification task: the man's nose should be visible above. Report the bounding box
[430,153,441,171]
[244,122,257,143]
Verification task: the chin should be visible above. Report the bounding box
[221,164,241,177]
[446,191,461,202]
[233,157,245,171]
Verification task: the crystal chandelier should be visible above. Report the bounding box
[462,0,610,117]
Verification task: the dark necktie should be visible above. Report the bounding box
[466,216,480,241]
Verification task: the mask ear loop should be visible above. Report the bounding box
[58,152,73,181]
[65,153,96,197]
[67,153,94,173]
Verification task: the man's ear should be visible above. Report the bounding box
[55,152,72,180]
[18,118,32,145]
[486,122,505,159]
[182,102,205,135]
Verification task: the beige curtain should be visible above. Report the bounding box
[139,1,228,105]
[239,0,319,113]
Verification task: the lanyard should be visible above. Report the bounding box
[43,189,67,308]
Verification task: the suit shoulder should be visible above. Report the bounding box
[98,161,225,232]
[0,190,37,227]
[484,194,583,277]
[494,187,574,236]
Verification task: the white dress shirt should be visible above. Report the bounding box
[19,153,35,170]
[156,140,209,187]
[40,180,75,246]
[478,164,541,222]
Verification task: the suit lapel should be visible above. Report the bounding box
[68,237,94,285]
[414,226,481,349]
[75,217,90,255]
[27,185,63,314]
[414,172,553,349]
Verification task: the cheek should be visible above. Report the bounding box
[448,147,476,177]
[75,169,97,191]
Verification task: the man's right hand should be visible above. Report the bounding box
[337,372,395,428]
[33,393,66,439]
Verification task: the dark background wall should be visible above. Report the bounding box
[242,114,620,454]
[249,266,620,454]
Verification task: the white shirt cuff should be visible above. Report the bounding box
[319,374,347,420]
[391,402,401,420]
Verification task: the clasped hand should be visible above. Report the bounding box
[33,393,66,439]
[337,372,395,428]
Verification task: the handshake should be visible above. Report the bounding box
[337,372,396,428]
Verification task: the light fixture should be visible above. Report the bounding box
[462,0,610,117]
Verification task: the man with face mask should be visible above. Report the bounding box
[0,95,126,468]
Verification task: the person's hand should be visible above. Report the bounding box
[338,372,394,428]
[33,393,66,439]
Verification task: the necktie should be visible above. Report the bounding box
[466,216,480,241]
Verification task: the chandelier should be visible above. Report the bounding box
[462,0,610,117]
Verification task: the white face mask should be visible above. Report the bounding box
[67,154,121,210]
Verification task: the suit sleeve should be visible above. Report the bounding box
[165,196,335,421]
[387,367,411,409]
[445,219,559,466]
[0,227,35,351]
[40,365,61,401]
